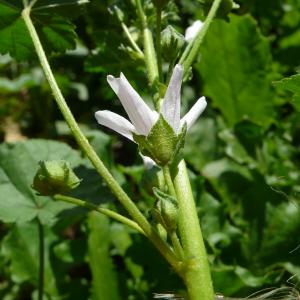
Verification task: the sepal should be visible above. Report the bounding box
[133,115,186,166]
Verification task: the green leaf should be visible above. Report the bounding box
[0,0,85,60]
[212,265,265,296]
[87,213,121,300]
[198,14,275,128]
[184,117,218,171]
[0,139,82,224]
[274,73,300,110]
[1,222,58,296]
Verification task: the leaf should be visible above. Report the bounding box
[212,265,266,296]
[1,222,59,296]
[198,14,275,128]
[184,117,218,171]
[257,201,300,265]
[274,73,300,110]
[0,0,86,60]
[87,213,121,300]
[0,139,82,224]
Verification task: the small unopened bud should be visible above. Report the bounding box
[153,188,178,232]
[32,160,81,196]
[161,26,185,61]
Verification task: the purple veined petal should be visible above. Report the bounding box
[160,64,183,134]
[95,110,135,141]
[107,74,158,136]
[180,96,207,130]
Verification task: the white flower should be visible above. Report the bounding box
[184,20,204,42]
[95,64,207,141]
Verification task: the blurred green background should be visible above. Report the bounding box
[0,0,300,299]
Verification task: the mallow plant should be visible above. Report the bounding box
[3,0,296,299]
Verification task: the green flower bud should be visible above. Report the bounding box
[153,188,178,232]
[156,223,168,241]
[133,115,187,166]
[32,160,81,196]
[161,25,185,61]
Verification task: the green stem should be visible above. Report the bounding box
[29,0,39,9]
[135,0,159,85]
[54,194,145,234]
[170,231,184,260]
[37,220,44,300]
[173,160,214,300]
[162,165,176,197]
[121,22,144,58]
[22,7,182,275]
[156,6,163,81]
[178,0,222,78]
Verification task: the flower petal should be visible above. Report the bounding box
[140,154,156,169]
[95,110,135,140]
[180,96,207,130]
[107,74,158,135]
[160,64,183,134]
[185,20,204,42]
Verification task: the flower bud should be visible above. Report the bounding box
[32,160,81,196]
[153,188,178,232]
[161,26,185,61]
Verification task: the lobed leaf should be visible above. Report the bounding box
[0,139,81,224]
[198,14,276,128]
[0,0,87,60]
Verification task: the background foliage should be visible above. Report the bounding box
[0,0,300,299]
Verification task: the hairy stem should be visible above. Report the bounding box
[179,0,222,78]
[22,7,182,275]
[54,194,145,234]
[121,22,144,58]
[162,165,176,196]
[173,160,214,300]
[37,221,44,300]
[156,6,163,81]
[135,0,159,85]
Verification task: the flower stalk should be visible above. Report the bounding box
[54,194,145,234]
[135,0,159,85]
[179,0,222,78]
[156,5,163,81]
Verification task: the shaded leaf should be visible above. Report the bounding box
[274,73,300,110]
[0,0,86,60]
[1,222,58,296]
